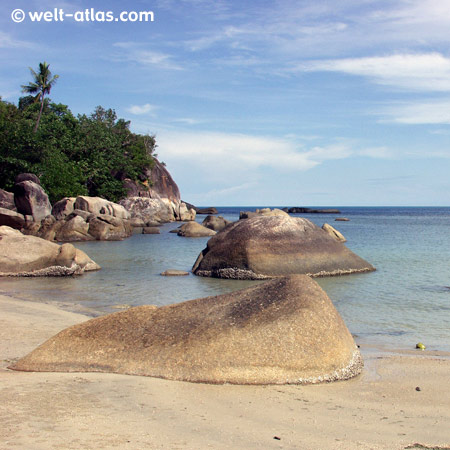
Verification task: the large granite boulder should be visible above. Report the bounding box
[10,275,363,385]
[0,189,16,211]
[0,227,100,276]
[202,215,232,232]
[0,207,26,229]
[13,180,52,222]
[193,215,374,279]
[177,222,217,237]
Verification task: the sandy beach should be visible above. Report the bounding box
[1,292,449,450]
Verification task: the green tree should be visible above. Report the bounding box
[21,62,59,132]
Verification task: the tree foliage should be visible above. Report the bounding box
[21,62,59,132]
[0,97,156,204]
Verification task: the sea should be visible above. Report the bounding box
[1,206,449,354]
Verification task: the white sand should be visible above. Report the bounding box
[1,293,449,450]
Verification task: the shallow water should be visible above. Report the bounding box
[1,206,449,352]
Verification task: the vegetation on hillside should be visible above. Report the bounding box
[0,65,156,204]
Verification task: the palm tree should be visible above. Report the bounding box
[21,62,59,132]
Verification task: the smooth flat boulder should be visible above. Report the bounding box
[10,275,363,385]
[193,215,374,279]
[177,222,216,237]
[13,180,52,222]
[142,226,161,234]
[322,223,346,242]
[196,207,218,215]
[160,269,189,276]
[0,227,100,276]
[0,207,25,229]
[202,215,232,232]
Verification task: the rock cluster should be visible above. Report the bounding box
[10,275,363,385]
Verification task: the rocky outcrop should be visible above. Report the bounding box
[177,222,217,237]
[13,180,52,222]
[0,227,100,276]
[239,208,289,220]
[202,215,232,232]
[74,196,130,220]
[54,211,132,242]
[119,197,174,224]
[288,207,341,214]
[121,159,196,224]
[52,197,76,220]
[196,207,218,215]
[10,275,363,385]
[193,215,374,279]
[0,189,15,211]
[0,207,26,229]
[322,223,346,243]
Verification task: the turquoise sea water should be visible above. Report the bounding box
[1,206,449,353]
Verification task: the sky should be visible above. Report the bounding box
[1,0,449,206]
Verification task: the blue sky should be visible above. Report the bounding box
[1,0,449,206]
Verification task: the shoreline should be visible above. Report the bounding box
[1,292,450,449]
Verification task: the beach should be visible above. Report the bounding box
[1,292,449,450]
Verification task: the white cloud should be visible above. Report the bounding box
[298,53,450,92]
[157,130,387,179]
[381,100,450,124]
[113,42,183,70]
[126,103,156,115]
[0,31,35,49]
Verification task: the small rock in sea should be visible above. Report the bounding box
[335,217,350,222]
[273,436,281,440]
[161,269,189,276]
[142,226,160,234]
[416,342,426,350]
[415,386,421,391]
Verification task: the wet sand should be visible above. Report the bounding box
[1,293,449,450]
